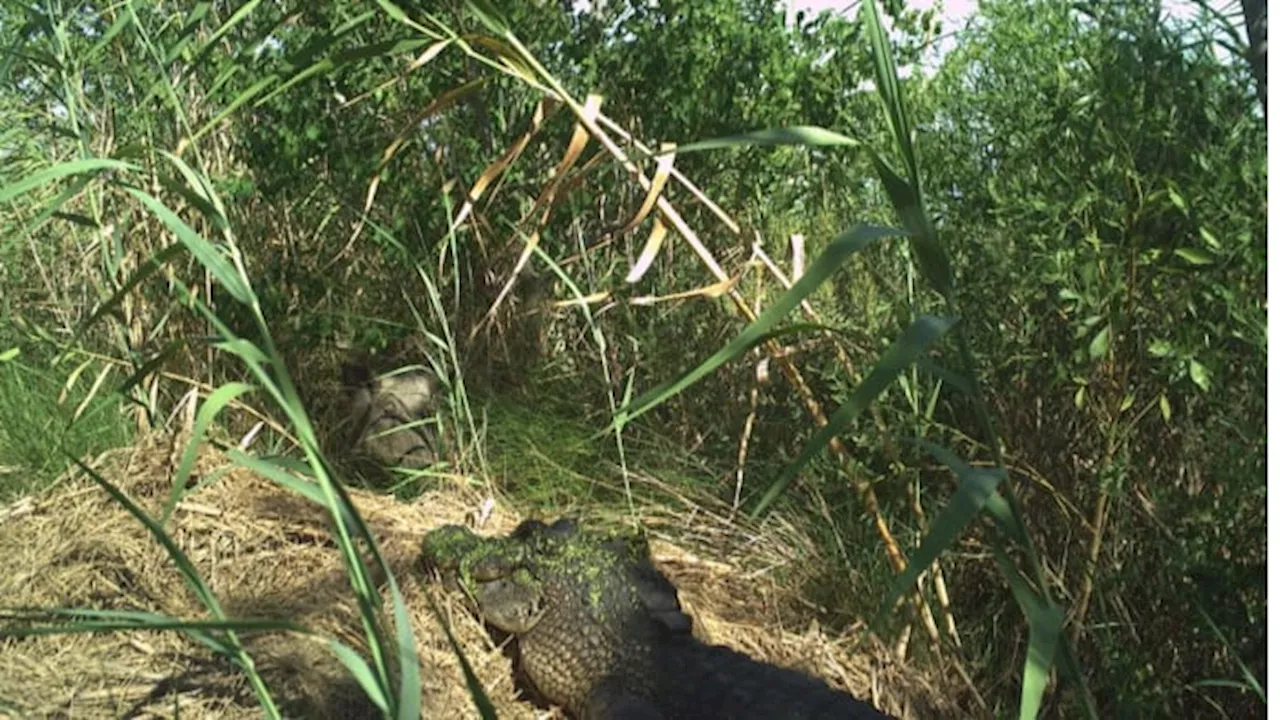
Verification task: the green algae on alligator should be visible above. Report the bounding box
[420,519,894,720]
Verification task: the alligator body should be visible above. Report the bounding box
[421,519,893,720]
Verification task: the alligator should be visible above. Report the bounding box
[421,518,893,720]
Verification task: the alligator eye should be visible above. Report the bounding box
[468,542,531,582]
[420,524,480,572]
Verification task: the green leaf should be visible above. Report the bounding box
[214,338,272,367]
[1019,597,1066,719]
[984,546,1067,720]
[254,14,383,109]
[1159,393,1172,421]
[3,175,96,256]
[1147,339,1174,357]
[1087,324,1110,359]
[869,153,952,298]
[614,224,903,426]
[427,598,499,720]
[190,0,262,64]
[1198,226,1221,249]
[0,347,19,362]
[1174,247,1214,265]
[158,150,229,228]
[1192,600,1266,704]
[327,639,390,713]
[919,441,1025,541]
[863,0,919,192]
[67,455,223,614]
[463,0,511,35]
[676,126,857,153]
[390,581,423,720]
[193,75,280,142]
[751,314,956,516]
[1188,358,1211,391]
[61,455,282,716]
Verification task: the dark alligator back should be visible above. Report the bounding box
[422,519,894,720]
[643,636,890,719]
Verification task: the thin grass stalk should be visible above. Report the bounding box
[529,241,639,521]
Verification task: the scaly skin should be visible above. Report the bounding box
[421,519,893,720]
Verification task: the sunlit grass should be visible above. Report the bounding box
[0,348,133,502]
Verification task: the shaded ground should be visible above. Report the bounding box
[0,433,957,718]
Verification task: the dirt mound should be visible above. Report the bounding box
[0,434,954,718]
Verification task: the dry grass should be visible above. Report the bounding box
[0,434,957,718]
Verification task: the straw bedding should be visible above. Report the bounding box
[0,434,955,718]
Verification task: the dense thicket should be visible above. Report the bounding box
[0,0,1264,716]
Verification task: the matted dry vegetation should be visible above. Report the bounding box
[0,434,957,718]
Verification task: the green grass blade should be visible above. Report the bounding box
[913,357,975,396]
[258,61,333,107]
[72,243,188,348]
[212,337,272,367]
[1019,601,1065,720]
[1193,599,1266,703]
[870,454,1004,633]
[64,454,281,718]
[68,454,223,613]
[462,0,511,36]
[616,224,903,427]
[86,10,133,61]
[115,340,186,400]
[0,607,304,637]
[675,126,857,153]
[424,596,498,720]
[189,0,261,65]
[862,0,919,192]
[1052,619,1101,719]
[163,2,212,64]
[751,314,956,517]
[988,547,1066,720]
[862,0,953,301]
[224,449,359,532]
[191,75,280,142]
[119,186,251,304]
[1190,679,1257,692]
[252,16,392,109]
[162,382,257,526]
[2,174,95,254]
[869,153,953,298]
[389,581,423,720]
[158,150,230,228]
[0,158,138,205]
[326,638,391,714]
[914,438,1029,543]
